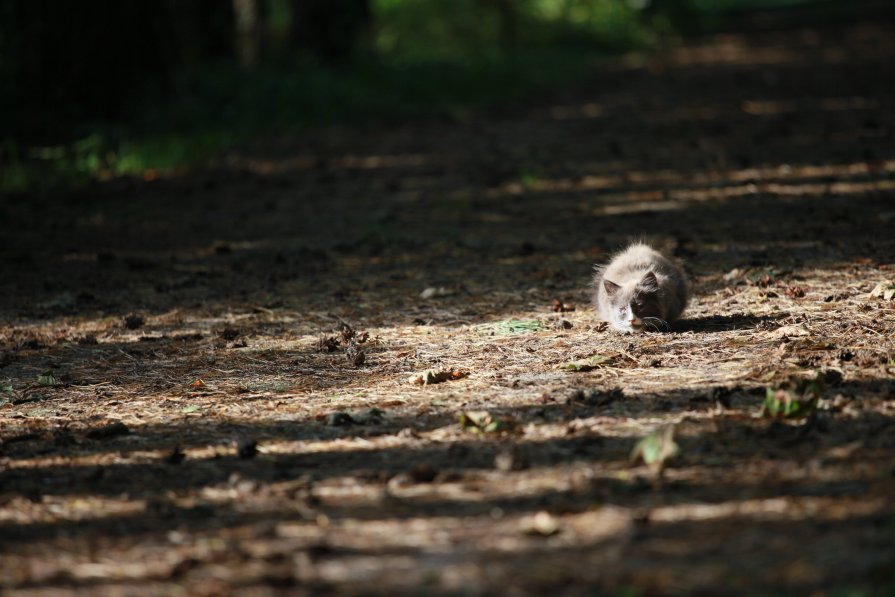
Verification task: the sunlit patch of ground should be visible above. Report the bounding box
[2,9,895,596]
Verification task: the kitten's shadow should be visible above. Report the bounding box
[673,313,786,333]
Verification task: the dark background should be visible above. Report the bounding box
[1,0,863,191]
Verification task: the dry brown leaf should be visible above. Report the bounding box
[409,369,469,385]
[766,325,810,340]
[869,280,895,301]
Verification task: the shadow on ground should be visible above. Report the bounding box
[2,3,895,594]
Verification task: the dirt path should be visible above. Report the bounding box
[2,7,895,596]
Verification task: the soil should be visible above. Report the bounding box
[2,4,895,596]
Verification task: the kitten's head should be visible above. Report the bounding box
[603,271,663,333]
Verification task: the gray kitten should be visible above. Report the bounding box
[593,243,688,333]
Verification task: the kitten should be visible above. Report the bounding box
[593,243,688,333]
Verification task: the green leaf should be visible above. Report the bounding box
[476,319,542,336]
[631,426,679,469]
[0,381,12,406]
[761,370,823,419]
[37,370,58,386]
[520,170,539,190]
[556,353,617,371]
[181,405,201,414]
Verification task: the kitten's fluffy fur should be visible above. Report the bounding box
[593,243,688,333]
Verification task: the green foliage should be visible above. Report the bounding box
[37,370,58,387]
[2,1,644,192]
[761,371,823,419]
[631,425,680,469]
[3,48,607,192]
[477,319,544,335]
[1,0,844,192]
[376,0,647,62]
[0,381,13,405]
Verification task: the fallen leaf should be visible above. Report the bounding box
[189,379,206,389]
[723,268,742,283]
[766,325,810,340]
[420,287,454,299]
[37,370,58,386]
[869,280,895,301]
[458,410,515,434]
[345,344,365,366]
[824,292,850,302]
[495,445,530,471]
[550,298,575,313]
[181,405,200,414]
[476,319,542,335]
[410,369,469,385]
[761,371,823,419]
[751,268,791,287]
[339,322,356,343]
[630,425,679,470]
[317,335,339,352]
[785,286,805,298]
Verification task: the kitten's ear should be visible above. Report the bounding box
[638,271,659,292]
[603,279,621,296]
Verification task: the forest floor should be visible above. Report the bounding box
[2,5,895,596]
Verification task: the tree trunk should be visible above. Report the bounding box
[233,0,264,68]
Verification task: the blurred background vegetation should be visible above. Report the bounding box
[0,0,835,191]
